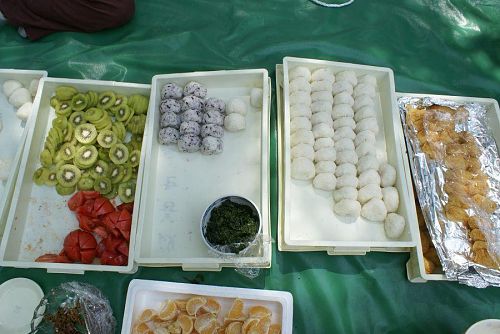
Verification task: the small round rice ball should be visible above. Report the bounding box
[180,121,201,136]
[289,66,311,81]
[380,163,397,187]
[291,129,314,146]
[289,77,311,93]
[314,137,334,151]
[203,110,225,126]
[335,71,357,86]
[291,117,312,132]
[315,161,336,173]
[9,87,31,108]
[334,163,357,177]
[3,80,22,97]
[204,97,226,113]
[311,101,332,114]
[382,186,399,212]
[331,80,353,95]
[292,157,315,180]
[353,83,376,98]
[355,117,379,134]
[312,123,334,139]
[354,130,376,147]
[358,154,379,174]
[358,184,382,204]
[184,81,207,99]
[311,91,333,104]
[334,199,361,218]
[333,187,358,202]
[160,112,181,129]
[201,136,223,155]
[16,102,32,121]
[358,169,381,188]
[333,127,356,141]
[178,134,201,152]
[181,109,202,123]
[331,104,354,120]
[313,173,336,191]
[161,82,183,100]
[160,98,181,114]
[314,148,336,162]
[158,127,179,145]
[354,106,376,122]
[201,124,224,138]
[311,68,334,82]
[250,88,263,108]
[224,113,246,132]
[334,138,355,152]
[181,95,204,111]
[290,91,311,106]
[384,213,406,239]
[333,92,354,106]
[291,144,315,160]
[358,74,377,87]
[311,80,333,93]
[353,95,375,111]
[333,117,355,130]
[336,174,358,188]
[311,111,333,126]
[361,198,387,222]
[335,149,358,165]
[355,142,377,158]
[290,104,312,118]
[227,98,247,115]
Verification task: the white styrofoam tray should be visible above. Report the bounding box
[0,69,47,237]
[136,69,271,270]
[0,77,151,274]
[398,93,500,283]
[121,279,293,334]
[280,57,418,255]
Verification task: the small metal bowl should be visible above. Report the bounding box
[201,195,262,255]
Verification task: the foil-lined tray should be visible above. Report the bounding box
[399,96,500,288]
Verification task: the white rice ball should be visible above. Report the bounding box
[333,187,358,202]
[353,95,375,111]
[380,163,397,187]
[313,173,336,191]
[354,106,376,122]
[311,91,333,104]
[314,148,336,162]
[227,98,247,115]
[333,127,356,141]
[331,104,354,120]
[334,138,355,152]
[16,102,33,121]
[224,113,246,132]
[315,161,336,173]
[291,117,312,133]
[314,137,334,151]
[382,186,399,212]
[355,142,376,158]
[291,157,315,180]
[250,88,263,108]
[311,80,333,93]
[358,169,381,188]
[291,143,314,160]
[336,174,358,188]
[311,111,333,126]
[358,184,383,204]
[361,198,387,222]
[9,87,31,108]
[331,80,353,95]
[384,213,406,239]
[29,79,40,97]
[355,117,379,134]
[335,149,358,165]
[358,154,379,174]
[2,80,22,97]
[289,66,311,81]
[311,68,334,82]
[334,199,361,218]
[335,71,357,86]
[358,74,377,87]
[334,163,357,177]
[333,92,354,106]
[290,91,311,106]
[312,123,334,139]
[289,77,311,93]
[311,101,332,114]
[290,104,312,118]
[353,83,376,98]
[333,117,355,130]
[354,130,376,147]
[291,129,314,146]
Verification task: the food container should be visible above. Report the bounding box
[121,279,294,334]
[0,69,47,237]
[465,319,500,334]
[135,69,271,271]
[277,57,418,256]
[399,93,500,283]
[200,195,262,255]
[0,77,151,274]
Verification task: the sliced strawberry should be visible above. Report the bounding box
[76,199,96,218]
[101,251,127,266]
[77,214,96,232]
[93,197,114,217]
[81,191,101,200]
[67,192,85,211]
[80,248,97,264]
[117,241,129,256]
[93,226,109,239]
[117,202,134,214]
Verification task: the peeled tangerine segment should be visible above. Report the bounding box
[158,299,177,320]
[247,305,272,319]
[194,313,217,333]
[133,322,151,334]
[247,316,271,334]
[203,297,221,314]
[177,313,193,333]
[186,296,207,316]
[268,324,282,334]
[242,318,260,333]
[138,308,156,322]
[226,298,246,321]
[175,299,188,312]
[225,321,243,334]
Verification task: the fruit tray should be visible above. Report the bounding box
[0,77,150,274]
[277,57,418,256]
[0,69,47,237]
[121,279,293,334]
[135,69,271,270]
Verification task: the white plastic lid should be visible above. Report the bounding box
[465,319,500,334]
[0,278,44,333]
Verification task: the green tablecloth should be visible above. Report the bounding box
[1,1,499,332]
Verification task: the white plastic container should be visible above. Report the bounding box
[135,70,271,271]
[398,93,500,283]
[0,70,47,237]
[278,57,418,256]
[0,77,151,274]
[121,279,294,334]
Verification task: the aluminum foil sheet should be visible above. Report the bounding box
[399,96,500,288]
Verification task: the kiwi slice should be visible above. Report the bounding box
[69,111,86,127]
[98,149,110,162]
[128,150,141,167]
[50,96,59,108]
[52,116,68,130]
[55,101,72,117]
[126,115,147,135]
[103,185,118,199]
[55,86,78,101]
[97,129,118,148]
[45,168,59,186]
[93,113,112,131]
[64,123,74,142]
[75,124,97,144]
[90,160,110,179]
[87,91,99,108]
[56,164,81,187]
[112,122,126,142]
[109,143,129,165]
[40,149,53,167]
[127,95,149,115]
[33,167,49,186]
[84,108,105,122]
[74,145,98,169]
[58,143,76,161]
[97,91,116,109]
[115,104,132,122]
[121,164,134,183]
[118,180,136,203]
[94,177,113,194]
[71,93,88,111]
[77,176,94,191]
[56,184,76,196]
[109,164,124,184]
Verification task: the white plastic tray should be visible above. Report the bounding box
[0,69,47,237]
[136,69,271,271]
[0,77,151,274]
[121,279,293,334]
[279,57,418,255]
[398,93,500,283]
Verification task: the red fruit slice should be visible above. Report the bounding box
[93,197,114,217]
[67,192,85,211]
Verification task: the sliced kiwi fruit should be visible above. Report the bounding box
[97,129,118,148]
[33,167,49,186]
[75,124,97,144]
[45,168,59,186]
[56,184,76,196]
[58,143,75,161]
[97,91,116,109]
[56,164,81,187]
[128,150,141,167]
[90,160,109,179]
[55,86,78,101]
[50,96,59,108]
[118,180,136,203]
[77,176,94,191]
[40,149,53,167]
[115,104,132,122]
[109,143,129,165]
[121,164,134,183]
[71,93,88,111]
[84,107,104,122]
[94,177,113,194]
[87,91,99,108]
[64,123,74,142]
[98,149,110,162]
[93,113,112,131]
[69,111,86,127]
[127,95,149,115]
[126,114,146,135]
[109,164,124,184]
[74,145,98,169]
[104,185,118,199]
[112,122,126,141]
[52,116,68,130]
[55,101,72,117]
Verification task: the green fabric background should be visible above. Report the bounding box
[1,0,499,333]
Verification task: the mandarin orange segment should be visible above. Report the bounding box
[203,297,222,314]
[268,324,282,334]
[177,313,193,334]
[133,322,151,334]
[199,319,218,334]
[139,309,156,322]
[194,313,217,332]
[159,300,178,321]
[175,299,188,312]
[152,328,169,334]
[247,306,271,319]
[227,299,246,320]
[241,318,259,334]
[225,321,243,334]
[186,296,207,316]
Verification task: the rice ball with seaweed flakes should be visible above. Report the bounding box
[201,136,224,155]
[178,135,201,153]
[159,99,181,114]
[224,113,246,132]
[160,112,181,129]
[158,127,180,145]
[161,83,183,100]
[204,97,226,113]
[181,95,204,111]
[201,124,224,138]
[180,121,201,136]
[183,81,207,99]
[227,98,247,115]
[181,109,202,123]
[203,110,225,126]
